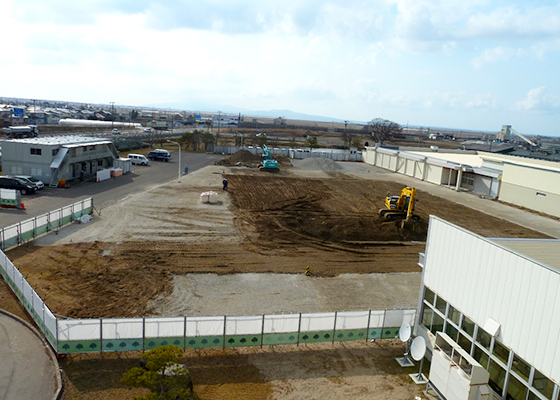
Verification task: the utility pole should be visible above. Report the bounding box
[217,110,222,135]
[110,102,115,131]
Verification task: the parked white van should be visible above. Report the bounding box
[127,154,149,165]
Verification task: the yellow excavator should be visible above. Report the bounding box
[379,187,420,224]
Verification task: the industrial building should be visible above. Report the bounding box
[362,146,560,217]
[416,216,560,400]
[1,136,119,187]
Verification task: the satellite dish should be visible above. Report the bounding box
[399,322,412,342]
[410,336,427,361]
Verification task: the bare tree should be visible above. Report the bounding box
[368,118,402,144]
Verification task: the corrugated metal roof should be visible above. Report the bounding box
[6,136,112,146]
[491,239,560,271]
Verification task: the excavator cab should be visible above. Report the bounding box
[380,187,418,221]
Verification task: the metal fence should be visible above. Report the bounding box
[0,199,416,355]
[0,198,93,250]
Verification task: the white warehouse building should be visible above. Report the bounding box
[416,216,560,400]
[2,136,119,187]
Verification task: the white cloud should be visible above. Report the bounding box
[516,87,560,112]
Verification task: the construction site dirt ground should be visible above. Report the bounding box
[1,154,551,400]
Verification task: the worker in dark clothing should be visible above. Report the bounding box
[222,178,228,191]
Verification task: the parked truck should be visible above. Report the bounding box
[2,125,39,138]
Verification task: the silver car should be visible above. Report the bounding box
[15,175,45,190]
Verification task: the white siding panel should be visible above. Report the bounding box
[425,217,560,383]
[549,282,560,383]
[532,270,552,367]
[538,273,558,375]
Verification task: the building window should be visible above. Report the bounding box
[462,173,475,187]
[52,148,59,156]
[431,312,444,335]
[476,327,492,351]
[30,148,42,155]
[83,146,88,152]
[532,370,554,400]
[445,323,459,342]
[90,145,96,151]
[512,354,531,383]
[461,315,475,338]
[98,160,103,167]
[492,340,510,365]
[473,345,489,369]
[435,295,447,314]
[457,332,472,353]
[421,305,433,328]
[488,359,507,396]
[424,287,435,306]
[448,304,460,326]
[507,373,528,400]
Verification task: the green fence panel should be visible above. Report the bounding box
[185,336,223,349]
[2,237,18,249]
[36,225,49,236]
[262,332,298,345]
[225,335,262,347]
[381,327,400,339]
[144,337,184,350]
[299,330,333,344]
[58,340,102,354]
[61,216,73,225]
[20,231,34,242]
[334,329,367,342]
[103,339,144,352]
[368,328,382,339]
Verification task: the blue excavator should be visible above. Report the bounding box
[259,144,279,172]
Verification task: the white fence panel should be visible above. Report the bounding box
[3,226,18,241]
[36,214,49,227]
[369,310,385,328]
[145,317,185,338]
[384,309,407,327]
[301,312,336,331]
[226,315,262,335]
[32,291,44,317]
[45,307,57,337]
[336,311,370,330]
[12,267,24,294]
[22,279,33,303]
[402,309,416,326]
[102,318,143,340]
[186,316,224,337]
[59,319,101,341]
[20,220,34,234]
[62,205,73,219]
[264,314,300,333]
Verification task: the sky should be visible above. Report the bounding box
[2,0,560,136]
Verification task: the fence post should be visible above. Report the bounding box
[100,318,103,354]
[366,310,372,342]
[222,316,227,351]
[183,316,187,350]
[142,317,146,353]
[381,310,387,339]
[332,311,337,346]
[297,313,302,346]
[55,318,59,354]
[260,314,265,349]
[33,216,37,239]
[17,222,21,245]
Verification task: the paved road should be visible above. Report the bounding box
[1,151,223,227]
[0,311,60,400]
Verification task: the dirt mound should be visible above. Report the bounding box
[215,150,261,166]
[294,157,343,172]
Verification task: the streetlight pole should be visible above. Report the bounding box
[217,110,222,135]
[167,140,181,182]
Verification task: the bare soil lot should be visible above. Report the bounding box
[1,155,549,399]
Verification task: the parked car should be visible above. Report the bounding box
[127,154,149,165]
[148,151,170,162]
[14,175,45,190]
[144,127,152,133]
[0,176,38,195]
[112,128,121,135]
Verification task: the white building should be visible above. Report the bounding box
[416,216,560,400]
[2,136,119,187]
